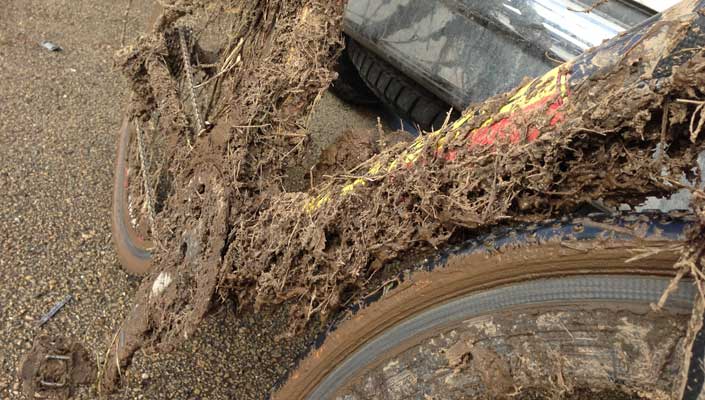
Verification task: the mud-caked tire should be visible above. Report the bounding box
[275,214,696,400]
[111,117,152,275]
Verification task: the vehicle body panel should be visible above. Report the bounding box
[343,0,656,109]
[638,0,681,11]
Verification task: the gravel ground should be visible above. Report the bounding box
[0,1,379,399]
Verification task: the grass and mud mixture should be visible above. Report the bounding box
[80,0,705,397]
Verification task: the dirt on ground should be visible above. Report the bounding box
[18,336,95,400]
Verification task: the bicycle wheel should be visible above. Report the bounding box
[275,214,695,399]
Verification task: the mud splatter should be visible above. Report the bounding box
[18,336,95,400]
[322,307,686,399]
[313,128,413,183]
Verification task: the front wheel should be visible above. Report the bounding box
[275,214,696,400]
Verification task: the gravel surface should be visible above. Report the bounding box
[0,1,379,399]
[0,1,146,397]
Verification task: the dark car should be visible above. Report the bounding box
[333,0,675,130]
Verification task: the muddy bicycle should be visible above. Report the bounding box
[111,1,705,398]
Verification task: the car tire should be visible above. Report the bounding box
[330,44,380,106]
[346,37,460,132]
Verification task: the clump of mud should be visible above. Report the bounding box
[102,0,705,395]
[313,128,413,183]
[18,336,95,400]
